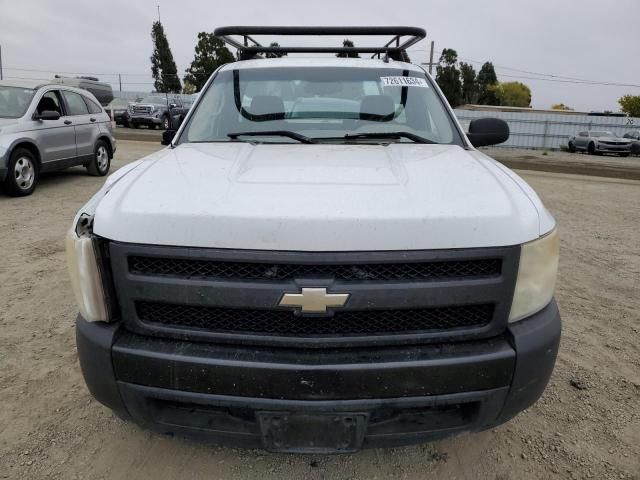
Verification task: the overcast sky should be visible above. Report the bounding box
[1,0,639,111]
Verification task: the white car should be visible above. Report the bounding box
[568,130,632,156]
[68,27,560,453]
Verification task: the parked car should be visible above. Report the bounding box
[0,79,115,196]
[52,75,114,106]
[106,97,131,127]
[69,26,560,453]
[169,93,199,130]
[568,130,632,156]
[623,130,640,155]
[128,94,181,130]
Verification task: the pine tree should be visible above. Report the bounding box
[336,39,360,58]
[266,42,287,58]
[184,32,235,91]
[459,62,477,104]
[435,49,462,108]
[477,62,499,105]
[150,21,181,93]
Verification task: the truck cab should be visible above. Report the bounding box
[67,27,560,453]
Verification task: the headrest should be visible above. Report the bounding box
[360,95,395,121]
[248,95,285,120]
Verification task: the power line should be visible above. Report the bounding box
[457,56,640,88]
[4,61,640,88]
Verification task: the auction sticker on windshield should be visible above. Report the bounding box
[381,76,429,87]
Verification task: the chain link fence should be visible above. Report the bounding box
[455,109,639,150]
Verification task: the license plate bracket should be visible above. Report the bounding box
[258,412,368,453]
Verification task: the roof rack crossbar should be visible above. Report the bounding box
[214,26,426,61]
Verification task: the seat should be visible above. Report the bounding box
[37,96,60,115]
[247,95,285,120]
[360,95,395,122]
[403,95,432,132]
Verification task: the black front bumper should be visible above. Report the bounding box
[76,300,560,451]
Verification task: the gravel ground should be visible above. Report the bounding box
[0,141,638,480]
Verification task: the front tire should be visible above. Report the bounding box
[568,141,576,153]
[87,141,111,177]
[587,142,596,155]
[2,148,38,197]
[162,115,170,130]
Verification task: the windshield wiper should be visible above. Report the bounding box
[342,132,437,144]
[228,131,317,144]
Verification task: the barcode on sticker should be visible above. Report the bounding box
[381,76,429,88]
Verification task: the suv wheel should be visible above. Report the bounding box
[587,142,596,155]
[162,116,170,130]
[2,148,38,197]
[568,141,576,153]
[87,141,111,177]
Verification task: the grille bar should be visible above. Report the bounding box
[136,301,494,337]
[128,256,501,282]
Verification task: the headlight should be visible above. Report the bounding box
[66,226,108,323]
[509,228,559,323]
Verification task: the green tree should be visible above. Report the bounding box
[435,48,462,108]
[618,95,640,117]
[182,81,198,95]
[336,39,360,58]
[551,103,573,111]
[476,62,499,105]
[266,42,287,58]
[491,81,532,107]
[150,21,181,93]
[459,62,477,104]
[184,32,235,91]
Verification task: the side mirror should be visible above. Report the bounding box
[161,129,176,146]
[37,110,61,121]
[467,118,509,147]
[169,103,177,109]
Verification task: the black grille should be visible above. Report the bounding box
[136,301,494,336]
[129,256,501,282]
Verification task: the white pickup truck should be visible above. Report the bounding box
[67,27,560,453]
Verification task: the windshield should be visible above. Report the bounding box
[591,131,614,137]
[0,86,36,118]
[179,67,462,145]
[141,95,169,105]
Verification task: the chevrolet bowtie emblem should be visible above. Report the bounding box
[279,288,350,313]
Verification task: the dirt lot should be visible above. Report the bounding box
[0,141,638,480]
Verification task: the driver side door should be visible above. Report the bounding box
[30,89,77,169]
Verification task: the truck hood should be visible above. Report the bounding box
[0,118,19,128]
[598,137,631,143]
[92,143,552,251]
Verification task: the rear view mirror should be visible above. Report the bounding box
[162,130,176,146]
[37,110,61,121]
[467,118,509,147]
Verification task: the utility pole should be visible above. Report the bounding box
[0,44,3,81]
[118,73,122,92]
[157,5,161,23]
[428,40,435,75]
[420,41,437,76]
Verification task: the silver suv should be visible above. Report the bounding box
[0,79,116,196]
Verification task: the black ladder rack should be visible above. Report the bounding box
[214,26,426,61]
